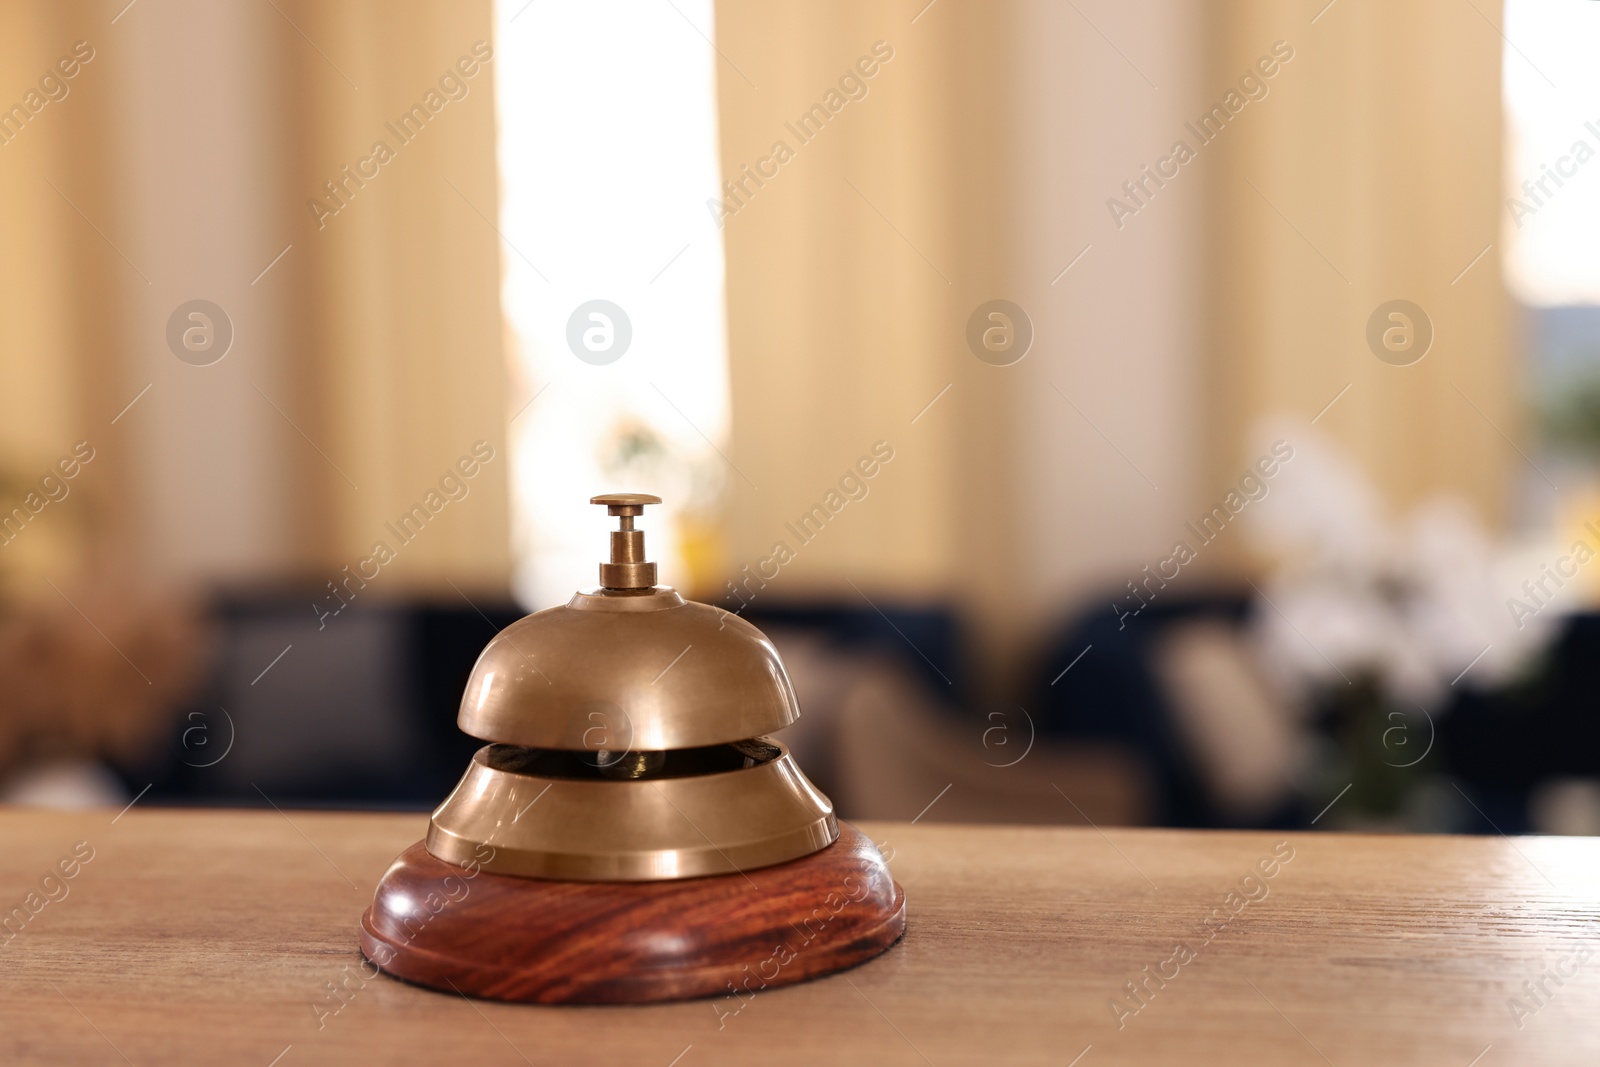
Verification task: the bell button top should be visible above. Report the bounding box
[592,493,660,590]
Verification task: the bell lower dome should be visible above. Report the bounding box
[426,738,837,881]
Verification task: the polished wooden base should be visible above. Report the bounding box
[359,821,905,1004]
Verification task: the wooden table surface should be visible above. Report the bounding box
[3,808,1597,1065]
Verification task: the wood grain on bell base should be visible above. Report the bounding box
[360,821,906,1003]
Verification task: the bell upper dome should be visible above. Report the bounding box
[456,586,801,750]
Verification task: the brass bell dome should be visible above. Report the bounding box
[426,494,838,881]
[456,596,800,751]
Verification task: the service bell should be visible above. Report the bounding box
[360,494,904,1004]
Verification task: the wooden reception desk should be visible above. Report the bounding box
[3,809,1597,1065]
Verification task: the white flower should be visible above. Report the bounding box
[1242,419,1559,711]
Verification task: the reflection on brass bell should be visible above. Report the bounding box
[360,494,905,1004]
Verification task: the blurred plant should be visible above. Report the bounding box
[0,451,207,791]
[596,416,727,596]
[1539,369,1600,460]
[1246,424,1553,707]
[0,572,208,786]
[1242,423,1559,825]
[596,417,724,514]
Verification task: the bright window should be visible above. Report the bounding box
[493,0,731,607]
[1502,0,1600,305]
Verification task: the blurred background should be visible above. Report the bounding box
[3,0,1599,836]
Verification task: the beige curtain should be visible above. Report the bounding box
[712,1,1213,687]
[0,4,124,583]
[0,0,509,595]
[1208,0,1512,528]
[4,0,1509,640]
[282,0,510,592]
[713,0,1019,609]
[713,0,1512,686]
